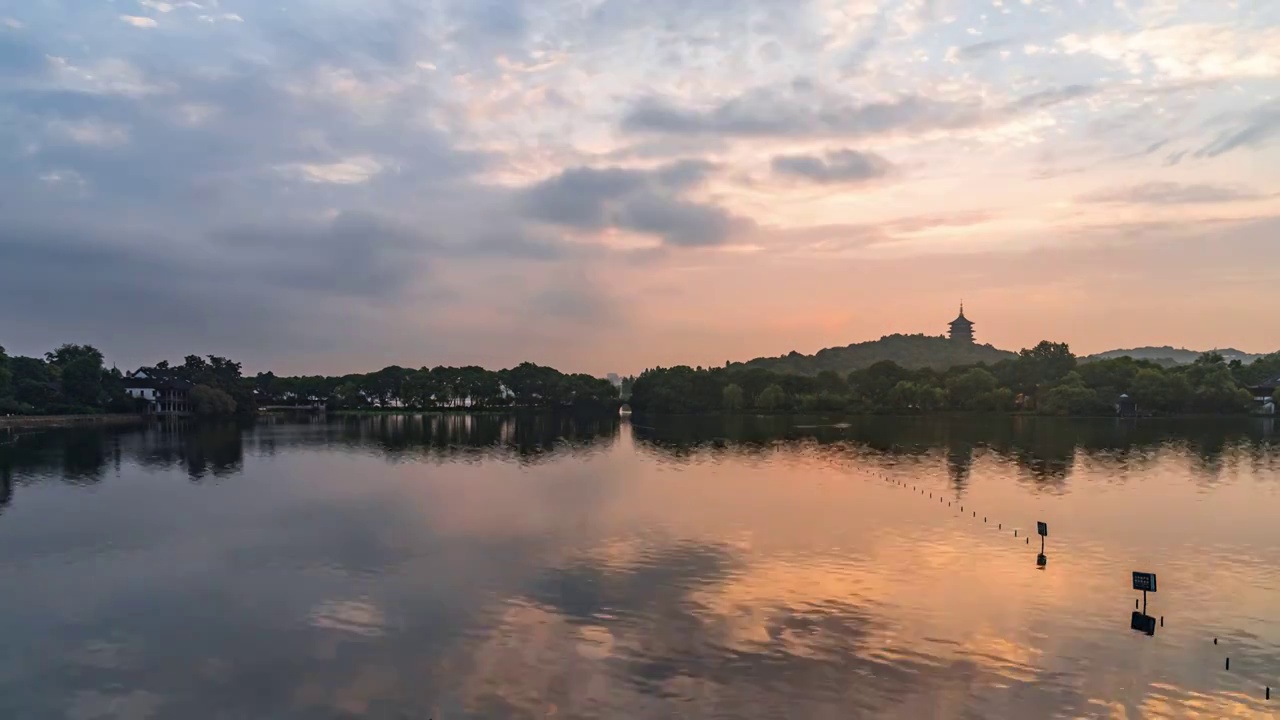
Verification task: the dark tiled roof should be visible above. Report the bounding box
[123,376,195,390]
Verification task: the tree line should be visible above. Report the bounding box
[252,363,619,412]
[628,342,1280,416]
[0,343,620,417]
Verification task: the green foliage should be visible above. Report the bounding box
[756,384,787,412]
[722,384,744,412]
[628,339,1270,417]
[946,368,999,410]
[190,385,238,416]
[733,333,1016,376]
[1183,361,1253,414]
[1131,369,1190,414]
[0,344,10,398]
[1040,373,1111,416]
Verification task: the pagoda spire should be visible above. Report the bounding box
[949,302,975,344]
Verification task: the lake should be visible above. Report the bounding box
[2,415,1278,719]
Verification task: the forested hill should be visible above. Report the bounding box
[729,334,1017,376]
[1085,346,1265,367]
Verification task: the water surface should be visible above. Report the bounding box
[1,415,1278,718]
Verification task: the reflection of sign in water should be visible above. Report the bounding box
[1037,521,1048,537]
[1133,572,1157,592]
[1131,611,1156,636]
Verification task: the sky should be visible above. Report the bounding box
[1,0,1278,376]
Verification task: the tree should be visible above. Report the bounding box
[888,381,922,410]
[946,368,999,410]
[1182,362,1252,414]
[1039,372,1110,416]
[815,370,848,395]
[1130,368,1188,414]
[848,361,912,407]
[0,344,10,399]
[190,385,237,416]
[722,384,745,412]
[1014,341,1076,394]
[45,344,105,369]
[402,369,440,408]
[755,384,786,412]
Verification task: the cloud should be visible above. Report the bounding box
[1008,84,1096,112]
[1077,182,1264,205]
[621,82,1094,139]
[1196,100,1280,159]
[198,14,244,23]
[138,0,175,12]
[0,32,44,77]
[120,15,159,28]
[48,118,130,147]
[521,161,745,247]
[771,149,895,184]
[948,38,1014,62]
[1060,25,1280,81]
[282,156,386,185]
[212,212,429,300]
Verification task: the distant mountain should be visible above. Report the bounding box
[1085,346,1266,367]
[730,334,1017,376]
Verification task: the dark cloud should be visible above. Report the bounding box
[212,212,429,300]
[1196,100,1280,158]
[521,161,745,247]
[0,32,44,77]
[0,211,436,360]
[615,193,735,247]
[621,83,1094,139]
[1077,182,1262,205]
[1008,84,1096,112]
[953,38,1014,60]
[771,149,895,184]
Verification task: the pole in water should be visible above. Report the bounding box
[1266,687,1270,700]
[1214,638,1218,645]
[1226,657,1230,671]
[1160,616,1163,627]
[999,523,1002,529]
[1014,530,1018,537]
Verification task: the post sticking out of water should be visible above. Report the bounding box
[1226,657,1230,671]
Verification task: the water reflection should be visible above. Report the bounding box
[1,415,1279,718]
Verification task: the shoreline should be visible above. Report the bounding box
[0,414,147,431]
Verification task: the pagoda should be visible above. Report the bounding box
[949,303,975,344]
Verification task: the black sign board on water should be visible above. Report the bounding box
[1037,522,1048,537]
[1130,611,1157,636]
[1132,572,1157,593]
[1132,571,1157,619]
